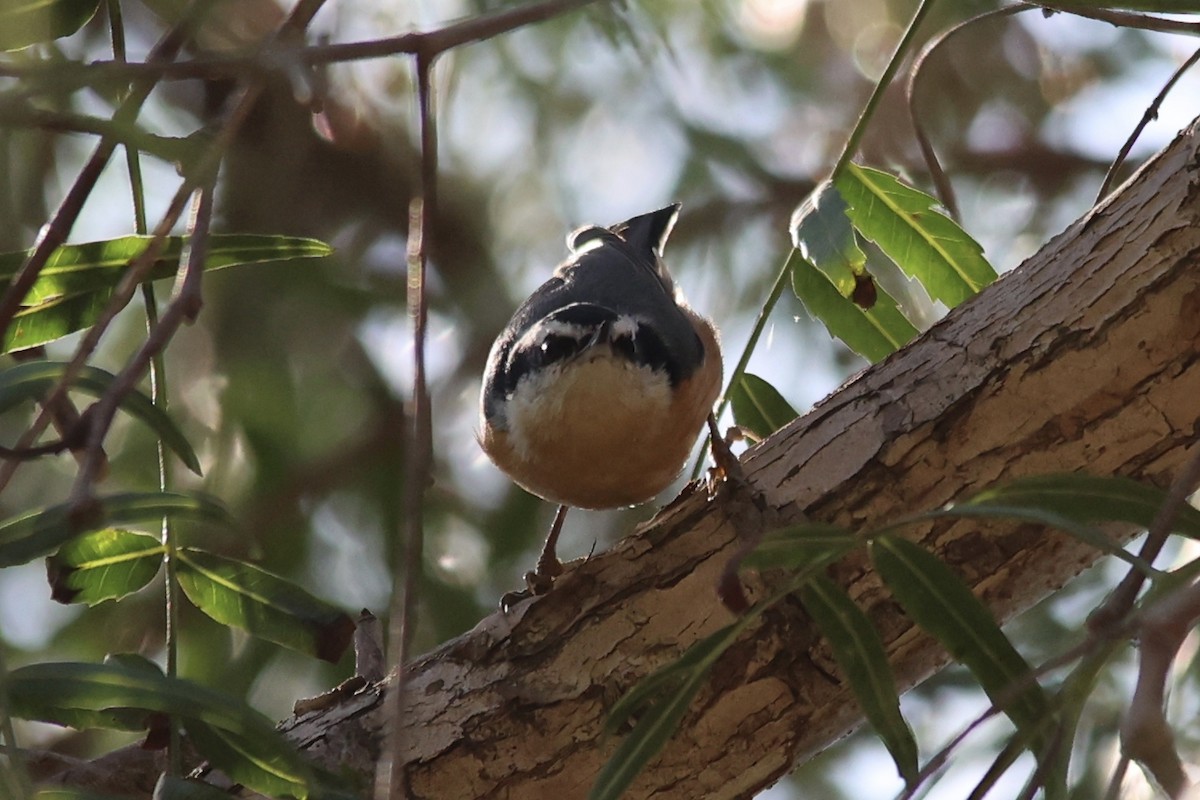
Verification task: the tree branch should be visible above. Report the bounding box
[48,114,1200,799]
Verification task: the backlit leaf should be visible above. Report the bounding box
[8,661,312,798]
[0,0,100,50]
[0,361,201,474]
[46,528,163,605]
[730,373,798,441]
[177,549,354,663]
[790,250,919,363]
[835,164,996,308]
[0,234,332,352]
[0,491,231,568]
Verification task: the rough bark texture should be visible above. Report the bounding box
[50,119,1200,799]
[273,119,1200,799]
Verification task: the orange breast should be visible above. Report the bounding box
[482,314,722,509]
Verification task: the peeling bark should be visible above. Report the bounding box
[51,119,1200,798]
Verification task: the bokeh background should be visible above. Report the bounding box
[1,1,1198,796]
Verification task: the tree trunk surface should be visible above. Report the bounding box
[50,119,1200,799]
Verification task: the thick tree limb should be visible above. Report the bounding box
[271,117,1200,798]
[51,118,1200,798]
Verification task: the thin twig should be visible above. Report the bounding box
[1039,4,1200,38]
[1,0,331,503]
[1088,444,1200,632]
[0,0,608,88]
[906,5,1030,222]
[0,13,198,342]
[1120,578,1200,797]
[1096,46,1200,203]
[376,46,438,800]
[829,0,937,180]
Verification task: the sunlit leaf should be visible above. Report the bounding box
[0,491,232,568]
[800,575,918,785]
[46,528,163,605]
[790,250,919,363]
[835,164,996,308]
[0,234,333,352]
[0,0,100,50]
[870,536,1050,746]
[8,661,312,798]
[177,549,355,663]
[730,373,798,441]
[0,361,202,474]
[790,179,866,297]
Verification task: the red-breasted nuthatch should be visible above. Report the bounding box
[480,204,722,595]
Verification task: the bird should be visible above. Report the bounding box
[479,203,722,598]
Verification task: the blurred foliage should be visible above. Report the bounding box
[0,0,1198,797]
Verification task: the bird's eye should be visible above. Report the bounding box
[538,334,584,366]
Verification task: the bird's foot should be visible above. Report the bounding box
[499,556,564,612]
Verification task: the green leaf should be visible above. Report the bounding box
[789,179,867,297]
[741,522,857,571]
[7,291,111,354]
[790,250,920,363]
[0,361,202,474]
[0,0,100,50]
[0,491,232,568]
[800,575,918,785]
[8,661,312,798]
[870,536,1050,746]
[177,549,354,663]
[46,528,163,605]
[957,473,1200,540]
[592,617,755,800]
[835,164,996,308]
[729,373,798,441]
[924,504,1159,578]
[0,234,332,352]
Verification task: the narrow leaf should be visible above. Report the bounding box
[177,549,354,663]
[8,661,312,798]
[835,164,996,308]
[959,473,1200,540]
[923,504,1158,578]
[742,522,857,571]
[0,491,231,568]
[730,373,798,441]
[0,361,202,474]
[0,234,332,352]
[790,250,919,363]
[0,0,100,50]
[187,721,312,799]
[46,528,163,605]
[801,575,918,784]
[592,618,755,800]
[870,536,1050,745]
